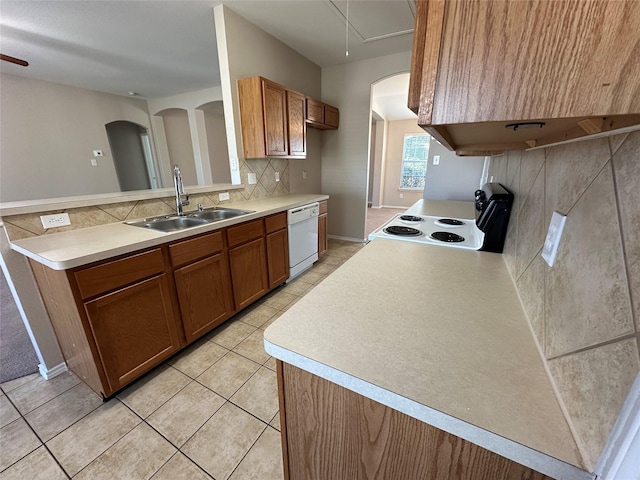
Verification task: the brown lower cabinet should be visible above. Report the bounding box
[29,213,292,398]
[277,361,554,480]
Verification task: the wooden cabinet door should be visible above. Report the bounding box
[287,90,306,157]
[262,79,288,156]
[266,229,289,288]
[84,275,181,394]
[229,237,269,310]
[174,252,234,343]
[318,213,328,259]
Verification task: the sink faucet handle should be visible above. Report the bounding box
[183,193,190,206]
[197,203,204,211]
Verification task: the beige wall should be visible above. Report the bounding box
[203,109,232,184]
[381,119,427,208]
[492,132,640,470]
[0,73,154,202]
[160,109,198,186]
[214,5,322,194]
[321,53,412,241]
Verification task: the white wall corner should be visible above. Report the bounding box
[595,370,640,480]
[38,362,67,380]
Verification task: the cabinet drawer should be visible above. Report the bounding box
[227,219,265,248]
[265,212,287,234]
[319,200,328,215]
[169,231,224,268]
[74,249,165,300]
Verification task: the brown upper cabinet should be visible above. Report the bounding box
[238,76,307,159]
[409,0,640,156]
[306,98,339,130]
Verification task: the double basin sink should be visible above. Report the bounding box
[125,207,255,233]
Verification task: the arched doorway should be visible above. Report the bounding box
[105,121,159,191]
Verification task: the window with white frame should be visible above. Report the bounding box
[399,133,430,190]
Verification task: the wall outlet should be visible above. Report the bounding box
[247,172,257,184]
[93,150,103,157]
[219,192,230,201]
[433,155,440,165]
[40,213,71,229]
[275,171,280,182]
[230,157,239,171]
[302,170,307,180]
[542,211,567,267]
[90,158,98,166]
[399,193,404,198]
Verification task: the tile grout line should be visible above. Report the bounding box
[607,139,638,334]
[545,332,639,362]
[0,391,72,479]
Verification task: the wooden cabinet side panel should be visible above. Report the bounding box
[318,213,328,259]
[263,79,288,156]
[238,76,267,158]
[281,364,553,480]
[413,0,446,127]
[266,229,289,288]
[84,275,181,391]
[174,253,235,343]
[229,237,269,310]
[287,90,307,157]
[29,260,107,396]
[433,0,640,125]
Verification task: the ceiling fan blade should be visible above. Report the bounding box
[0,54,29,67]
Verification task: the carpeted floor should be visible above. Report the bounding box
[366,206,406,237]
[0,269,39,383]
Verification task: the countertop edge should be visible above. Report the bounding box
[9,194,329,270]
[264,338,593,480]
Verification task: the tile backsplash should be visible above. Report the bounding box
[2,158,290,241]
[490,131,640,471]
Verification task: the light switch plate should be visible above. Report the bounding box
[542,211,567,267]
[40,213,71,229]
[219,192,230,201]
[90,158,98,166]
[433,155,440,165]
[275,171,280,182]
[247,172,257,184]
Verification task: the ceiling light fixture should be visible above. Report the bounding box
[345,0,349,56]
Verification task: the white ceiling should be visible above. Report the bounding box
[0,0,416,99]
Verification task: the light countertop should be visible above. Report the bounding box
[10,194,327,270]
[264,205,591,480]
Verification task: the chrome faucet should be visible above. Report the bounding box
[173,165,189,216]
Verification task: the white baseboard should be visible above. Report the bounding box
[328,234,366,243]
[39,362,67,380]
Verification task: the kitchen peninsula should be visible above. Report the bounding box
[7,194,328,398]
[264,205,590,480]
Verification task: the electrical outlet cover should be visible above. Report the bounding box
[248,172,257,184]
[40,213,71,229]
[219,192,230,201]
[542,211,567,267]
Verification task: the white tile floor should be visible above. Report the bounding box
[0,240,363,480]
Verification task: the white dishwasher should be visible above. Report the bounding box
[287,202,319,281]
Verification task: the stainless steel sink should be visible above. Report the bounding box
[188,208,255,222]
[125,215,209,232]
[125,208,255,232]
